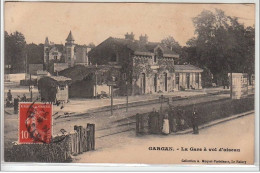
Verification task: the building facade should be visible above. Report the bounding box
[59,65,119,98]
[174,65,203,90]
[89,33,203,96]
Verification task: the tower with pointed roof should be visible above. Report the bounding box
[65,31,76,67]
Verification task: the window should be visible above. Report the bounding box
[54,56,57,60]
[154,55,157,63]
[110,53,117,62]
[60,86,65,90]
[122,73,127,80]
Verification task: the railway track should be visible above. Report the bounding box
[54,92,232,138]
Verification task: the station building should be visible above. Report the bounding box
[88,33,203,96]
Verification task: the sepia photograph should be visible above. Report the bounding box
[1,1,258,170]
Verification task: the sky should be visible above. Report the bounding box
[5,2,255,46]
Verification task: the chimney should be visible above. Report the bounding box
[45,37,49,45]
[125,32,135,41]
[139,34,148,44]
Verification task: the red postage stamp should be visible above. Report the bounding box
[19,102,52,144]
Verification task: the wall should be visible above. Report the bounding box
[133,71,176,95]
[69,80,94,98]
[65,43,75,67]
[29,64,44,75]
[95,84,110,96]
[175,72,202,90]
[54,63,69,72]
[89,38,118,65]
[75,47,88,65]
[49,48,62,61]
[229,73,248,99]
[56,85,69,102]
[6,73,26,83]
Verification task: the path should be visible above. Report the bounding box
[74,113,255,165]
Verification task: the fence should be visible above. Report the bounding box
[136,96,254,135]
[7,123,95,162]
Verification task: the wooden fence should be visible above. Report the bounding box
[71,124,95,155]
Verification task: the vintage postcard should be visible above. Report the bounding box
[1,1,258,169]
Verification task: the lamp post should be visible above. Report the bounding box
[123,73,128,112]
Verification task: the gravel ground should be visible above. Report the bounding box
[73,113,254,165]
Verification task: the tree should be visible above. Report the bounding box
[88,42,96,49]
[161,36,182,54]
[4,31,11,73]
[26,43,44,64]
[186,9,255,85]
[4,31,26,73]
[243,26,255,84]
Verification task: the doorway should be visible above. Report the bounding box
[154,74,157,92]
[186,73,190,89]
[164,73,167,92]
[175,73,180,90]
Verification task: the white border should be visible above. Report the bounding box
[1,0,259,171]
[1,0,5,170]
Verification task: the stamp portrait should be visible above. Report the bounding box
[19,103,52,144]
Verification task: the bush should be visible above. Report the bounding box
[6,135,72,162]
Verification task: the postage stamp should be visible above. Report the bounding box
[18,102,52,144]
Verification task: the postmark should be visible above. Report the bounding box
[19,102,52,144]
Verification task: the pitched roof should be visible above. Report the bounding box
[59,65,91,82]
[174,65,203,72]
[66,31,75,42]
[111,37,179,58]
[38,76,71,89]
[49,76,71,82]
[59,65,119,82]
[54,44,64,52]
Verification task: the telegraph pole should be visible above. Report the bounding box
[108,76,116,116]
[25,53,27,80]
[30,74,32,102]
[111,85,113,115]
[126,81,128,112]
[230,72,232,99]
[95,63,97,99]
